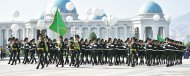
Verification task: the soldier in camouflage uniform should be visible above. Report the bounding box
[36,34,46,69]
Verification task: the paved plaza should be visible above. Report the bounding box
[0,59,190,76]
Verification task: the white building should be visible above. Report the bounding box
[0,0,170,46]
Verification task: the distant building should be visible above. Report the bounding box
[0,0,170,46]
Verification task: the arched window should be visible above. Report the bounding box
[82,28,88,39]
[158,27,164,38]
[145,27,153,39]
[117,27,125,39]
[135,27,139,39]
[100,27,106,39]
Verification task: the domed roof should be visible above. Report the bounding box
[39,14,45,20]
[46,0,77,14]
[92,14,107,20]
[139,1,163,14]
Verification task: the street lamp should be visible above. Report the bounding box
[37,20,45,35]
[66,16,73,22]
[66,16,74,38]
[66,2,75,12]
[11,24,19,38]
[71,26,76,37]
[11,10,20,38]
[152,14,161,39]
[153,14,160,21]
[102,15,117,38]
[164,15,171,21]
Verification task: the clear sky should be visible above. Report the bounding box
[0,0,190,21]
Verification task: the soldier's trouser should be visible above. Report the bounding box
[165,50,171,66]
[11,50,17,65]
[53,50,58,63]
[8,50,13,64]
[23,49,29,64]
[0,51,2,59]
[36,50,44,69]
[65,50,69,64]
[44,51,49,66]
[114,50,120,64]
[108,50,114,65]
[84,50,89,63]
[57,51,64,67]
[92,50,98,65]
[30,50,37,63]
[103,50,108,63]
[97,50,102,64]
[17,50,21,63]
[80,50,85,64]
[146,50,152,66]
[138,51,145,64]
[131,51,137,66]
[70,50,80,66]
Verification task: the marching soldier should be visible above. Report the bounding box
[165,38,172,67]
[117,40,126,64]
[0,46,3,59]
[69,37,75,67]
[97,38,103,65]
[91,38,98,65]
[107,38,114,66]
[11,38,19,65]
[64,38,69,65]
[100,39,107,64]
[84,39,90,64]
[74,35,81,67]
[145,38,154,66]
[44,36,49,67]
[8,38,13,64]
[80,38,85,65]
[36,34,45,69]
[128,37,138,67]
[29,39,37,64]
[23,38,30,64]
[138,40,145,65]
[16,39,21,64]
[56,36,65,67]
[52,39,58,64]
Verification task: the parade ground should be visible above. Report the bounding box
[0,59,189,76]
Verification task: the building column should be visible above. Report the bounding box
[124,27,127,40]
[139,27,145,40]
[6,29,10,44]
[22,28,26,40]
[153,27,158,40]
[96,27,99,38]
[164,27,169,38]
[79,28,83,38]
[115,27,118,39]
[0,28,2,46]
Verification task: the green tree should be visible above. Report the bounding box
[88,32,97,40]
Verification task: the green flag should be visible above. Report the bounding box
[157,35,165,42]
[49,8,67,36]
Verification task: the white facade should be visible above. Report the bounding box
[0,1,170,47]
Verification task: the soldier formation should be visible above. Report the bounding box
[4,34,186,69]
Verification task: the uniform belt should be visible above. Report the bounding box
[12,48,17,50]
[69,49,74,51]
[146,49,153,50]
[131,49,136,51]
[37,48,44,50]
